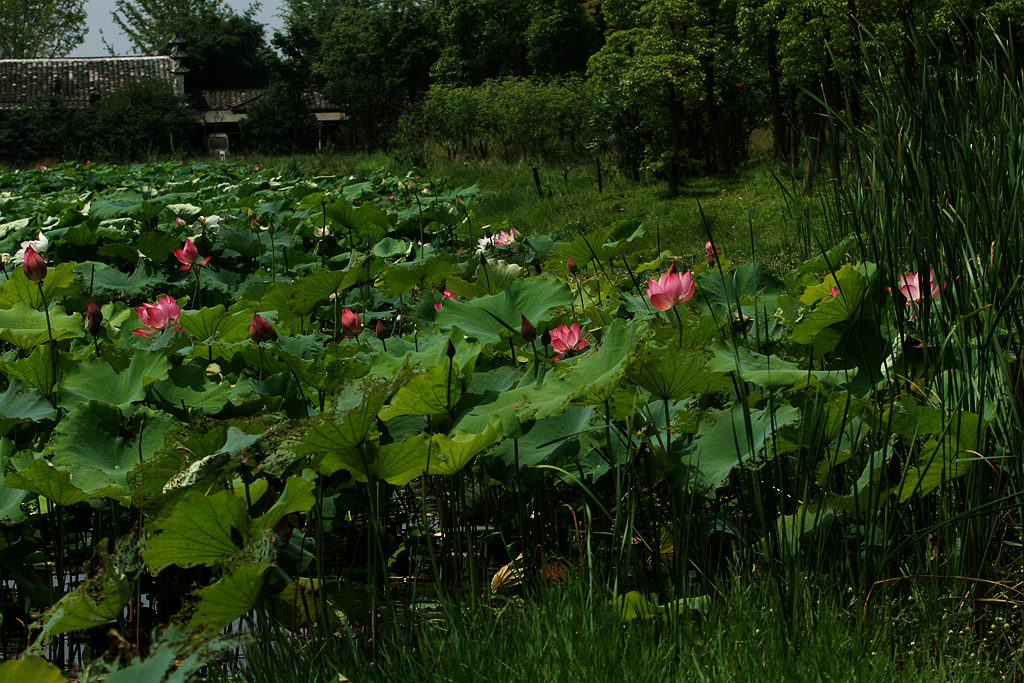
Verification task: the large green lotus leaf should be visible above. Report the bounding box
[0,302,84,349]
[368,332,483,380]
[0,217,32,239]
[790,264,874,351]
[0,655,66,683]
[60,350,170,411]
[896,411,985,501]
[707,342,853,389]
[149,365,252,414]
[289,267,359,309]
[444,259,526,299]
[49,403,175,496]
[73,261,163,296]
[0,380,54,436]
[103,650,177,683]
[697,261,783,314]
[427,424,501,475]
[187,562,270,636]
[3,458,121,506]
[0,263,81,309]
[675,404,800,493]
[379,363,462,420]
[325,199,390,240]
[143,489,249,573]
[256,477,315,529]
[87,193,145,221]
[880,398,945,439]
[179,306,251,344]
[456,319,642,439]
[485,406,595,484]
[3,346,59,396]
[628,346,730,401]
[321,434,432,484]
[35,574,132,640]
[435,278,573,344]
[135,230,181,264]
[0,475,29,523]
[378,256,459,297]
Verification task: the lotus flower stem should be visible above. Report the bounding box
[672,305,684,347]
[38,283,58,394]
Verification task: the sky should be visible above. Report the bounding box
[68,0,284,57]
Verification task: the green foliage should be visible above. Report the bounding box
[0,0,86,58]
[87,78,199,161]
[239,85,318,154]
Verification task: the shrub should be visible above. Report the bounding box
[86,78,198,161]
[239,85,319,154]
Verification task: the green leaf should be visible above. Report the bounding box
[378,256,458,297]
[143,489,249,573]
[179,306,251,344]
[256,477,315,529]
[3,458,121,506]
[136,231,182,264]
[60,350,171,411]
[435,278,573,344]
[149,366,252,415]
[379,363,461,420]
[0,263,81,310]
[3,346,63,395]
[0,302,84,349]
[676,403,800,493]
[0,655,66,683]
[186,562,270,636]
[104,650,177,683]
[629,346,729,400]
[790,264,874,352]
[35,574,132,640]
[49,404,174,496]
[0,380,54,436]
[325,199,390,240]
[707,342,854,390]
[697,261,783,313]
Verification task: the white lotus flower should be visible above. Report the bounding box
[13,231,48,263]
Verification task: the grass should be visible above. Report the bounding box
[246,145,825,275]
[212,573,1016,682]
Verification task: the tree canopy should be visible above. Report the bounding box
[0,0,87,58]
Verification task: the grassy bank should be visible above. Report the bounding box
[246,148,823,274]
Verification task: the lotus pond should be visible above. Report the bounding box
[0,158,1020,680]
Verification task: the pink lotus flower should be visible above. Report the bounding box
[173,239,211,271]
[645,265,694,311]
[492,228,517,247]
[549,322,588,361]
[829,286,839,297]
[133,295,181,337]
[434,289,457,311]
[341,308,361,337]
[898,269,941,304]
[705,240,719,265]
[249,313,275,343]
[22,246,46,282]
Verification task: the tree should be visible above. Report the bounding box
[111,0,272,89]
[431,0,530,85]
[311,0,439,147]
[0,0,86,58]
[524,0,602,76]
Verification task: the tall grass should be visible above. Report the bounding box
[211,574,1013,682]
[828,29,1024,579]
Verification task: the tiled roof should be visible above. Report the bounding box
[0,56,175,110]
[197,89,341,113]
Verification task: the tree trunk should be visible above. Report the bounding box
[767,31,789,161]
[703,57,730,173]
[666,86,682,196]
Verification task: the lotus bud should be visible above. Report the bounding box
[540,330,551,347]
[375,320,386,339]
[446,339,456,359]
[23,246,46,282]
[567,257,578,275]
[521,315,537,342]
[84,299,103,336]
[249,313,275,343]
[341,308,361,337]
